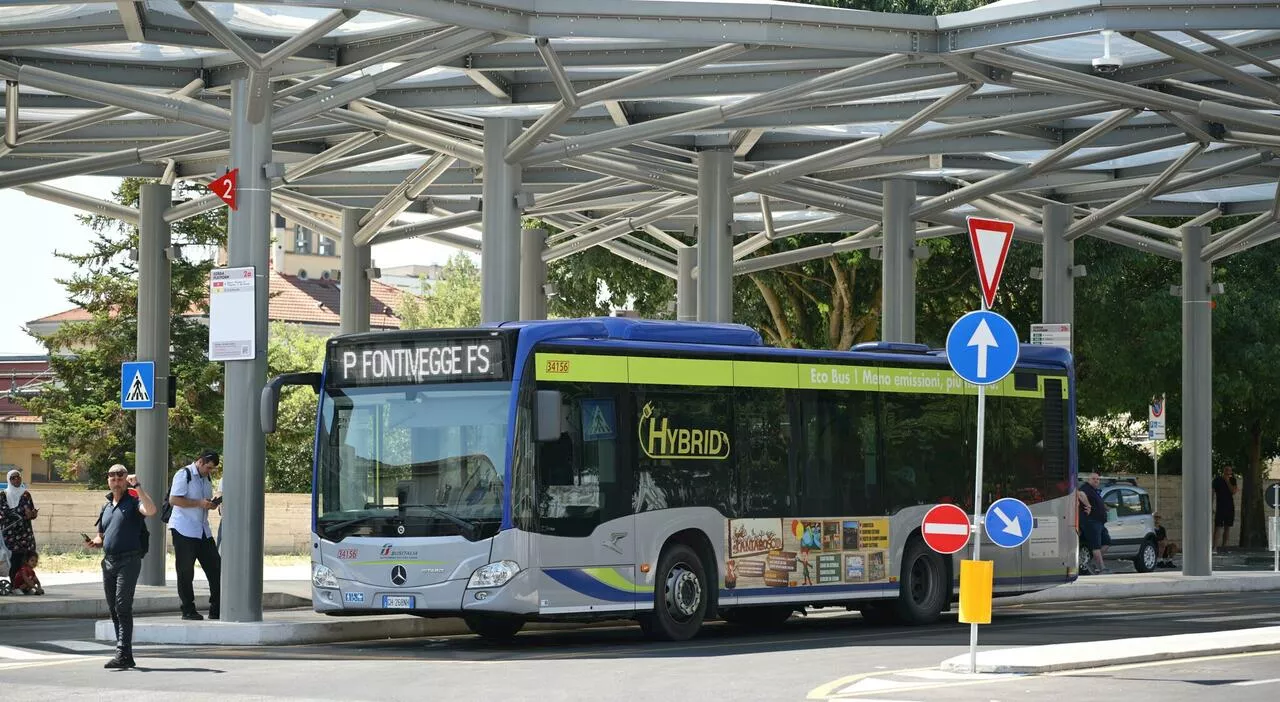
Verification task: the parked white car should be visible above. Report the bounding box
[1078,477,1159,574]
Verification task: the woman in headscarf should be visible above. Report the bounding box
[1,469,38,579]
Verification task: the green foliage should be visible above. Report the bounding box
[788,0,991,14]
[395,252,482,329]
[264,322,326,493]
[547,246,677,319]
[22,178,226,487]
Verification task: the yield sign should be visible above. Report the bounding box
[966,216,1015,308]
[921,503,972,555]
[209,168,239,211]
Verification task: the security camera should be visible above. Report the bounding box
[1092,30,1122,75]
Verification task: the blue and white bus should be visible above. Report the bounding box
[262,317,1077,641]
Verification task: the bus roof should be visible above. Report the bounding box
[494,317,1072,371]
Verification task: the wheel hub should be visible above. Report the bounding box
[665,565,702,619]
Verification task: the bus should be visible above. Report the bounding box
[261,317,1077,641]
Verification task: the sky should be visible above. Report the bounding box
[0,175,469,356]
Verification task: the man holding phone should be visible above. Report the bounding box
[87,463,156,669]
[168,451,221,621]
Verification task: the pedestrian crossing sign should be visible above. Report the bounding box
[581,398,616,441]
[120,361,155,410]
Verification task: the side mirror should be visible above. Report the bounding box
[260,372,322,433]
[535,390,563,443]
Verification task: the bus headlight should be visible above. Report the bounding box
[467,560,520,588]
[312,563,339,589]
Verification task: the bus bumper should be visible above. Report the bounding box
[313,567,539,616]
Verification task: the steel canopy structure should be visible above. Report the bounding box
[3,0,1278,617]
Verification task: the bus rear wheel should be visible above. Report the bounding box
[463,614,524,642]
[894,538,948,625]
[639,543,708,641]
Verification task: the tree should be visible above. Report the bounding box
[23,178,226,487]
[395,252,482,329]
[547,246,676,319]
[791,0,991,14]
[264,322,326,493]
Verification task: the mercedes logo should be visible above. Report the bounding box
[396,524,405,535]
[391,565,407,586]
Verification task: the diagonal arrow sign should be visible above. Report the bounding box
[991,506,1022,538]
[967,318,998,379]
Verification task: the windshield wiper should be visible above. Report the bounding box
[397,504,479,539]
[318,514,376,539]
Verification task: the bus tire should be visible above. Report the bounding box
[463,614,524,641]
[640,543,708,641]
[720,605,794,629]
[894,538,948,625]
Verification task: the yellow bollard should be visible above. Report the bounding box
[958,559,993,624]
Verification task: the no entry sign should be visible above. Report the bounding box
[922,503,972,555]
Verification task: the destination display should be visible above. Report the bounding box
[724,516,891,590]
[328,337,508,387]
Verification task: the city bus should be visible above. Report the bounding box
[261,317,1077,641]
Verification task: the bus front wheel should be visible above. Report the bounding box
[639,543,708,641]
[895,538,948,625]
[464,614,524,642]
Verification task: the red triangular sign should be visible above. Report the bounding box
[209,168,238,211]
[966,216,1015,309]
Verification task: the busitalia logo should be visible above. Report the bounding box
[638,402,730,460]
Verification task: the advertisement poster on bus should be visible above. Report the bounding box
[724,516,891,590]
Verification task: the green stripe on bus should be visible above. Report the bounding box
[628,356,734,386]
[733,360,798,388]
[534,353,1067,399]
[582,567,654,594]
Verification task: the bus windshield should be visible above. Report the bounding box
[315,381,511,542]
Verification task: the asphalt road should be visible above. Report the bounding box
[2,592,1280,701]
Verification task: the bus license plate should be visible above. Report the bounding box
[383,595,414,609]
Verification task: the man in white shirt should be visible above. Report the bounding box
[168,450,222,620]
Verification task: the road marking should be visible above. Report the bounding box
[1231,677,1280,687]
[1177,614,1277,623]
[0,645,66,660]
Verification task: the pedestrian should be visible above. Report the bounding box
[12,552,44,595]
[1076,472,1111,574]
[1212,464,1239,550]
[1,469,39,580]
[1154,514,1179,567]
[86,464,157,669]
[168,450,221,620]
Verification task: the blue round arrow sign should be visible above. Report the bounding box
[985,497,1033,549]
[945,310,1019,386]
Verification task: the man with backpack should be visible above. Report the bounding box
[87,463,157,669]
[166,450,221,621]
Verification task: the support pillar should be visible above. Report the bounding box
[221,78,272,622]
[677,247,696,321]
[340,207,371,334]
[520,227,548,320]
[137,182,171,587]
[1181,225,1213,577]
[697,149,733,323]
[881,179,916,342]
[482,118,521,323]
[1041,202,1075,325]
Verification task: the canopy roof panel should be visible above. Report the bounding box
[1,0,1279,265]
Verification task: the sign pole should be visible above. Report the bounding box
[1153,440,1159,515]
[1274,498,1278,573]
[969,382,986,673]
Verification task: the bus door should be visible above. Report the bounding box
[533,388,639,615]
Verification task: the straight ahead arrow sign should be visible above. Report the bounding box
[967,318,998,379]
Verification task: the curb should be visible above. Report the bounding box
[940,625,1280,674]
[1000,574,1280,605]
[102,614,632,645]
[0,591,310,620]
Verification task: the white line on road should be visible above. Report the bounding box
[1231,678,1280,687]
[0,645,70,660]
[1177,614,1278,623]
